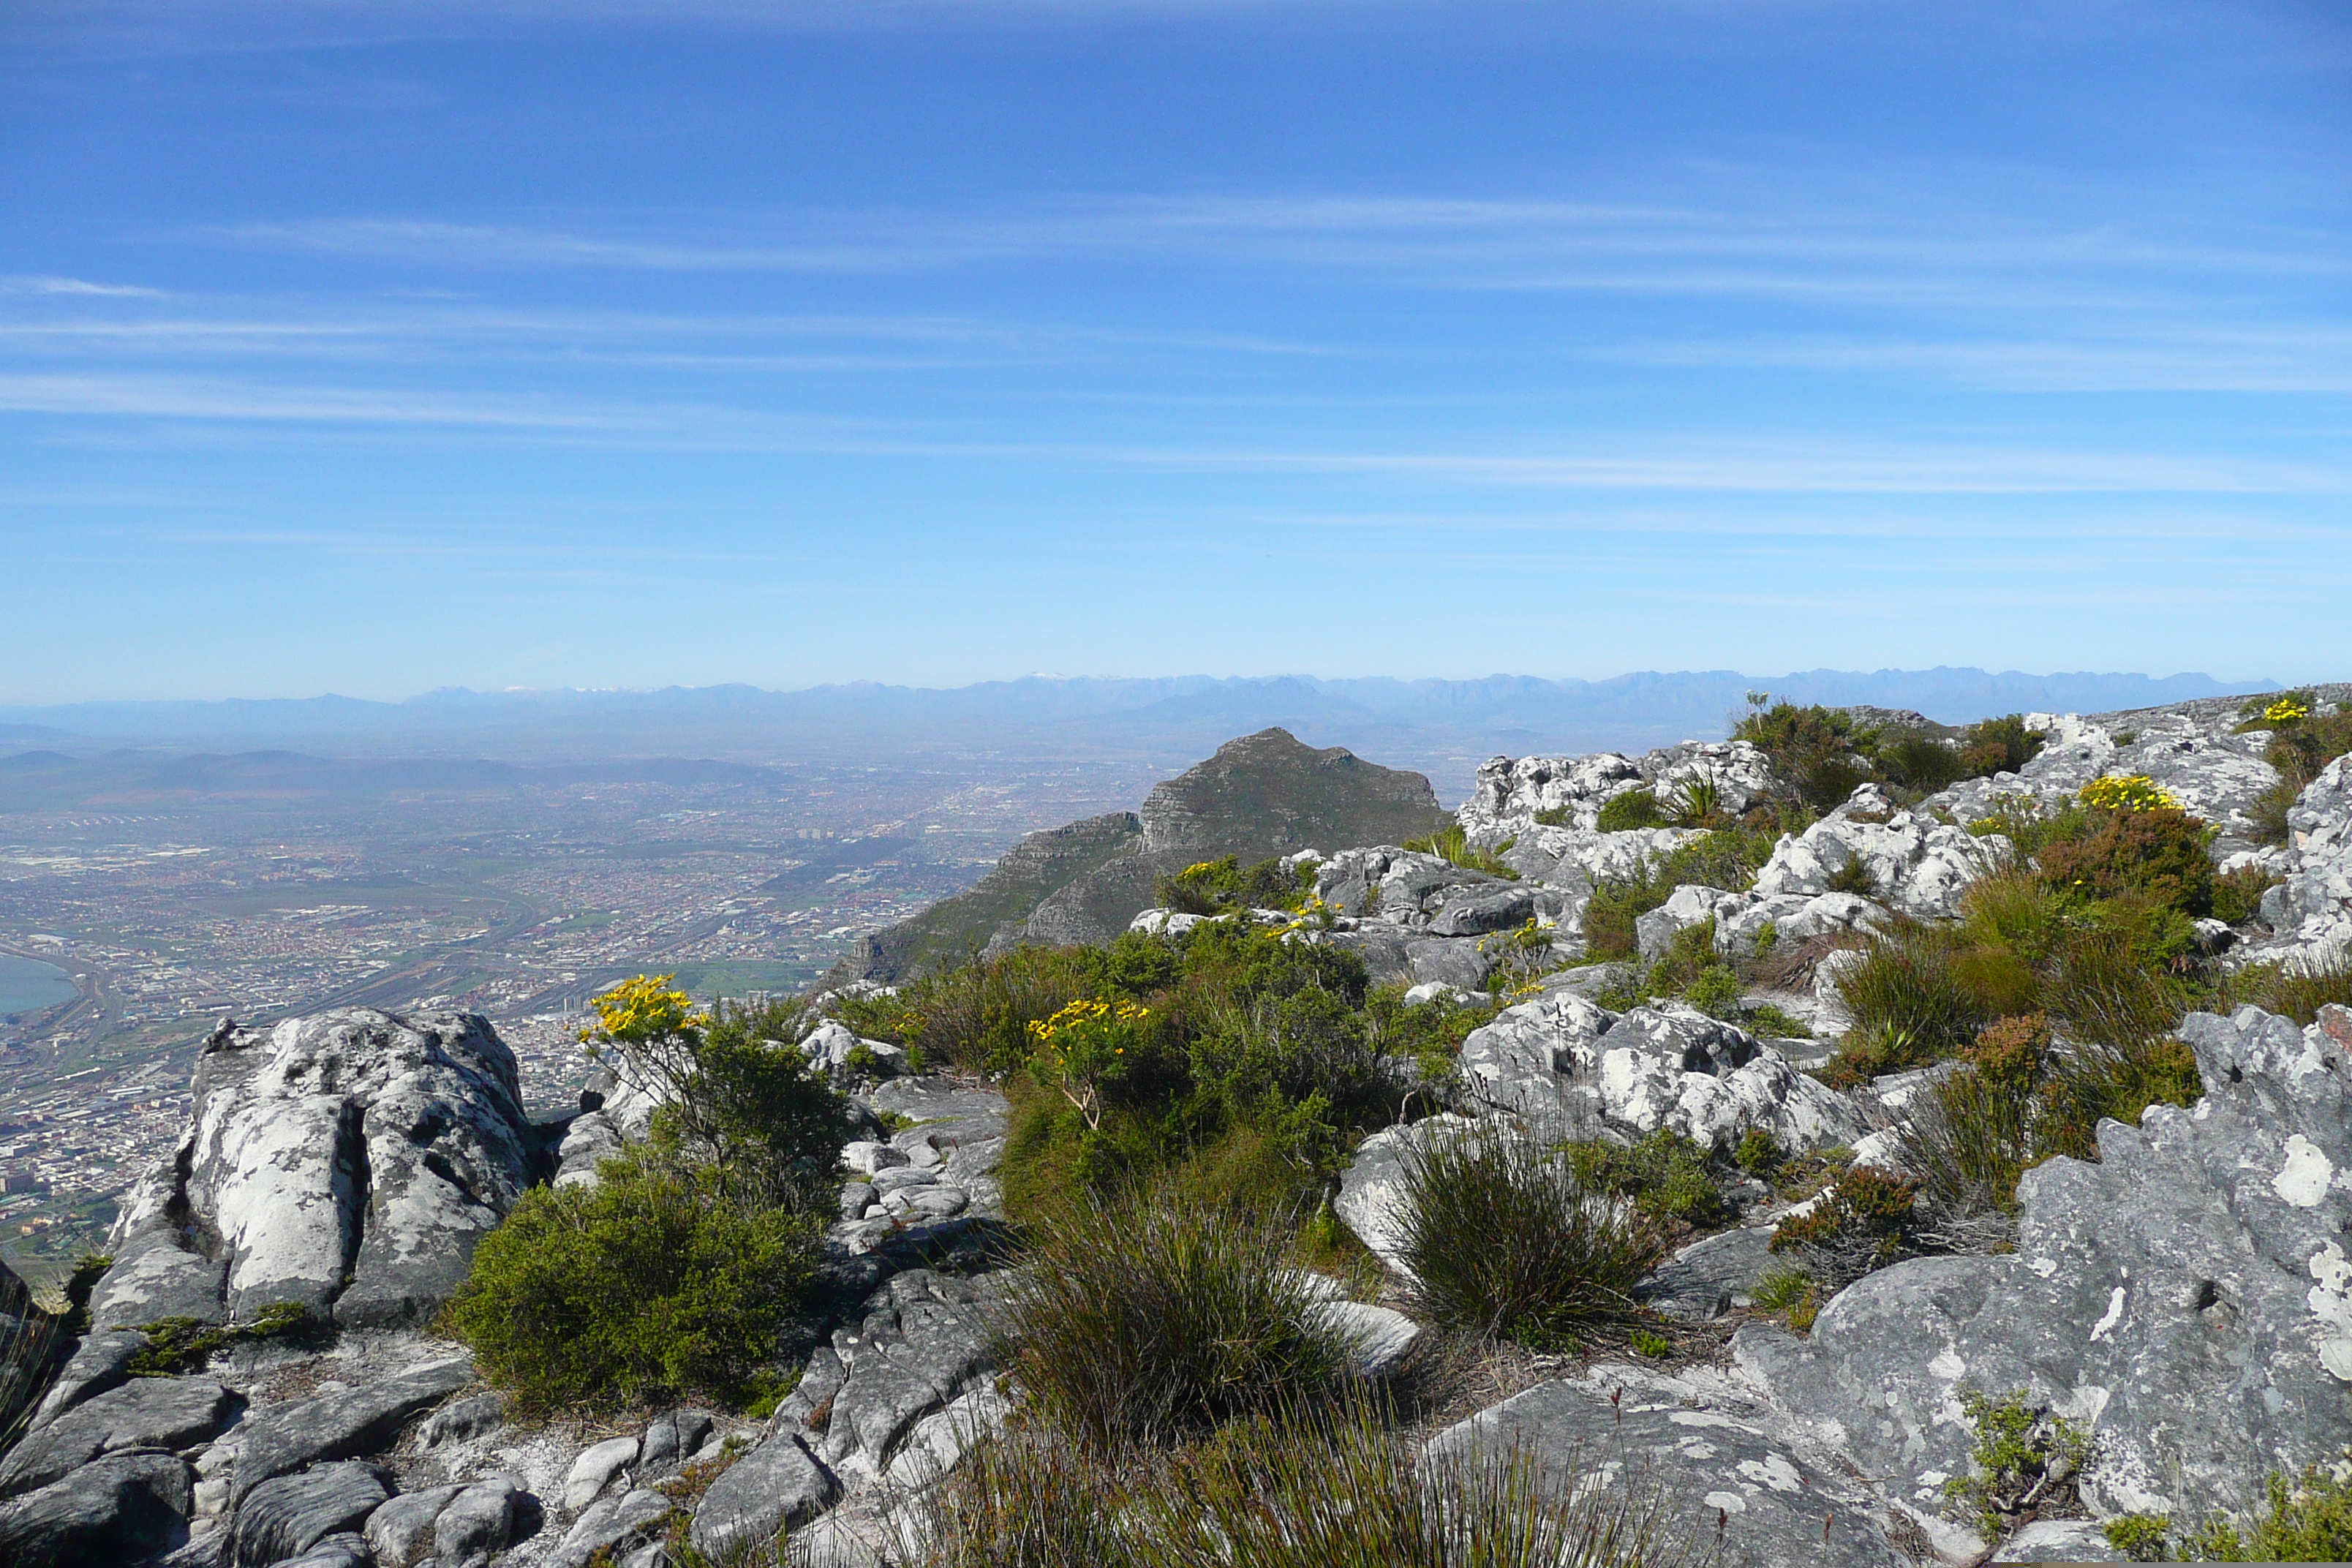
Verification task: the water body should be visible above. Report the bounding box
[0,953,78,1017]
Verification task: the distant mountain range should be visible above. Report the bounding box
[0,668,2276,802]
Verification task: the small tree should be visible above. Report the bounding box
[579,975,845,1209]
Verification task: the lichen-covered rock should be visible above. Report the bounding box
[1452,992,1871,1153]
[817,1270,995,1488]
[1423,1369,1908,1568]
[2261,753,2352,962]
[1461,741,1774,837]
[1749,784,1998,920]
[1937,706,2285,845]
[105,1009,538,1331]
[1735,1004,2352,1530]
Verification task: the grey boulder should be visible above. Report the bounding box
[139,1008,538,1328]
[1453,992,1870,1152]
[0,1450,194,1567]
[231,1354,475,1503]
[1735,1004,2352,1530]
[230,1460,391,1568]
[1424,1368,1906,1568]
[687,1433,839,1559]
[0,1375,237,1496]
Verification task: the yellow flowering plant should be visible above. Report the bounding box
[1025,997,1150,1130]
[2266,696,2313,726]
[579,972,709,1049]
[2077,774,2179,813]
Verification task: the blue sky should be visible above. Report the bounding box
[2,0,2346,703]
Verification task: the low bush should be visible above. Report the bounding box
[1395,1126,1667,1349]
[448,1145,822,1411]
[2035,805,2214,916]
[1732,700,2044,810]
[1896,1014,2201,1226]
[2175,1460,2352,1561]
[1564,1127,1736,1232]
[2249,708,2352,845]
[2212,864,2279,925]
[1596,789,1665,832]
[998,1189,1357,1451]
[1157,856,1313,916]
[1941,1389,2092,1542]
[1580,830,1776,961]
[1403,823,1520,881]
[1769,1166,1921,1285]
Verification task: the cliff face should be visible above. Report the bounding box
[840,811,1142,984]
[843,728,1447,979]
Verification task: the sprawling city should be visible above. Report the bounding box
[0,752,1158,1269]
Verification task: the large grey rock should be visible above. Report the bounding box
[0,1450,193,1567]
[363,1483,462,1567]
[1314,846,1504,921]
[2261,752,2352,962]
[551,1108,623,1190]
[1425,883,1539,937]
[1460,741,1775,837]
[230,1460,390,1568]
[1749,784,1999,920]
[549,1485,673,1568]
[1424,1370,1906,1568]
[1642,1226,1780,1323]
[1735,1004,2352,1530]
[564,1434,639,1511]
[231,1354,475,1503]
[431,1475,520,1568]
[273,1532,371,1568]
[1452,992,1871,1152]
[818,1271,995,1486]
[0,1376,236,1496]
[688,1432,840,1558]
[1936,706,2291,848]
[26,1327,149,1429]
[1634,883,1734,960]
[636,1408,714,1477]
[110,1009,536,1329]
[415,1392,503,1450]
[1403,936,1495,992]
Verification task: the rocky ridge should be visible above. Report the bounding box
[12,691,2352,1567]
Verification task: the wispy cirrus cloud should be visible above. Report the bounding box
[4,368,2342,496]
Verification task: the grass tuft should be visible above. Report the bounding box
[1395,1126,1668,1349]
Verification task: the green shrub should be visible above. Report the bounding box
[1596,789,1665,832]
[913,1422,1139,1568]
[1770,1166,1920,1283]
[1957,715,2046,777]
[998,1189,1357,1451]
[1898,1014,2202,1223]
[1733,701,1873,810]
[1402,823,1519,881]
[1580,830,1776,961]
[1683,965,1742,1019]
[1877,734,1964,792]
[448,1146,822,1412]
[1941,1389,2092,1542]
[2212,864,2279,925]
[2036,807,2215,916]
[1824,919,1991,1079]
[1565,1128,1736,1231]
[1395,1127,1668,1348]
[2177,1460,2352,1561]
[1733,1129,1782,1179]
[2103,1512,2172,1561]
[1157,856,1315,916]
